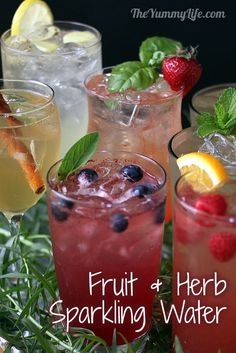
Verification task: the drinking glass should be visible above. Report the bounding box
[47,150,166,351]
[189,83,236,125]
[172,171,236,353]
[168,126,201,186]
[1,21,102,156]
[0,79,60,237]
[85,68,183,221]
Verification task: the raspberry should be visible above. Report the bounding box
[195,194,227,216]
[208,232,236,262]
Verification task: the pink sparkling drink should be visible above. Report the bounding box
[47,150,166,348]
[173,172,236,353]
[85,69,183,222]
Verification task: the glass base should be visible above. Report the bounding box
[94,333,148,353]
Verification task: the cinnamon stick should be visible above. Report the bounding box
[0,94,45,194]
[0,94,22,127]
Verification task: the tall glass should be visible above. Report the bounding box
[85,68,182,221]
[189,83,236,125]
[1,21,102,156]
[172,172,236,353]
[168,127,202,186]
[47,150,166,350]
[0,79,60,235]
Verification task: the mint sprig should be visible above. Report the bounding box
[196,88,236,137]
[108,36,182,92]
[58,132,99,180]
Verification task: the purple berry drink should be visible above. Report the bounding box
[47,150,166,348]
[173,172,236,353]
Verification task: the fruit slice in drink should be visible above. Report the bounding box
[1,0,102,156]
[173,153,236,353]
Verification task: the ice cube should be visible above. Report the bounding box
[146,77,172,94]
[28,25,60,41]
[6,35,32,51]
[56,42,87,57]
[124,90,142,104]
[199,133,236,165]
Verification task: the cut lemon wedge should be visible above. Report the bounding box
[32,39,58,52]
[63,31,97,45]
[177,152,229,192]
[11,0,53,36]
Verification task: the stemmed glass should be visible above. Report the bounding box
[0,79,60,239]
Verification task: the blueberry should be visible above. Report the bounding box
[51,203,68,222]
[111,214,129,233]
[59,198,74,209]
[131,183,156,198]
[77,168,98,183]
[120,165,143,183]
[154,201,166,224]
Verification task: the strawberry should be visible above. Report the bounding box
[208,232,236,262]
[162,53,202,96]
[195,194,227,216]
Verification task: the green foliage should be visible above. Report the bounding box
[107,36,182,93]
[107,61,158,93]
[58,132,99,181]
[139,37,182,67]
[196,88,236,137]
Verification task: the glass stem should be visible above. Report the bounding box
[9,214,23,238]
[8,214,23,273]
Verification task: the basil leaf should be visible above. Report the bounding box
[58,132,99,180]
[107,61,158,93]
[139,36,182,67]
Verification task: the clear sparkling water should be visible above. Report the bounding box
[2,24,102,156]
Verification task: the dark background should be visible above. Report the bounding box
[0,0,235,122]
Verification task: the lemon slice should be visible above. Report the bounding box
[63,31,96,45]
[11,0,53,36]
[32,39,58,53]
[177,152,229,192]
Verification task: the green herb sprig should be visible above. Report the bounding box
[58,132,99,181]
[196,88,236,137]
[108,36,182,93]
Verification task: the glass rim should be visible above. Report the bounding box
[190,83,236,115]
[175,171,236,223]
[1,20,102,56]
[168,126,195,159]
[84,67,183,104]
[47,149,167,209]
[0,79,55,124]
